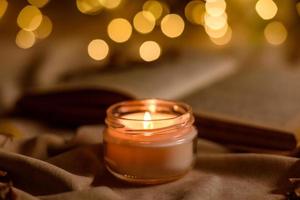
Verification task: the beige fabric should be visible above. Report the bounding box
[0,119,299,199]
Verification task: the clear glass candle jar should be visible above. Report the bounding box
[103,99,197,184]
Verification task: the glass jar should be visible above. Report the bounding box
[103,99,197,184]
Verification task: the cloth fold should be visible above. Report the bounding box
[0,119,299,200]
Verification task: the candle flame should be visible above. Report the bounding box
[143,111,153,129]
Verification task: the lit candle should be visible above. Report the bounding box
[103,99,197,184]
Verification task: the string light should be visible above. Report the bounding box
[15,29,36,49]
[28,0,49,8]
[34,15,52,39]
[185,1,205,25]
[88,39,109,60]
[264,21,287,45]
[17,5,43,31]
[0,0,8,19]
[133,11,155,34]
[255,0,277,20]
[108,18,132,43]
[210,26,232,45]
[139,41,161,62]
[99,0,121,9]
[161,14,185,38]
[205,0,226,17]
[76,0,103,15]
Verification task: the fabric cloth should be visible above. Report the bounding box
[0,118,299,200]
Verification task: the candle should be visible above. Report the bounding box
[103,99,197,184]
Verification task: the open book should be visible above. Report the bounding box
[15,52,300,155]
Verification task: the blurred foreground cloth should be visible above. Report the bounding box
[0,119,299,200]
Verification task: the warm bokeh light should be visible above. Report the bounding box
[0,0,8,19]
[255,0,277,20]
[17,6,43,31]
[99,0,121,9]
[205,0,226,17]
[88,39,109,61]
[15,29,36,49]
[161,14,185,38]
[205,23,228,38]
[108,18,132,43]
[143,0,163,20]
[210,26,232,45]
[76,0,102,15]
[34,15,52,39]
[296,2,300,16]
[139,41,161,62]
[28,0,49,8]
[264,21,287,45]
[185,1,205,25]
[204,12,227,30]
[133,11,155,34]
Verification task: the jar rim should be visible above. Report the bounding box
[105,99,194,131]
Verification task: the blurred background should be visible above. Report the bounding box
[0,0,300,113]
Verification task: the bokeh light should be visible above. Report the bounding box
[264,21,287,45]
[210,26,232,45]
[34,15,52,39]
[255,0,278,20]
[28,0,49,8]
[139,41,161,62]
[99,0,121,9]
[185,1,205,25]
[161,14,185,38]
[88,39,109,61]
[76,0,102,15]
[133,11,155,34]
[15,29,36,49]
[205,23,228,38]
[17,6,43,31]
[108,18,132,43]
[296,2,300,16]
[0,0,8,19]
[143,0,163,20]
[205,0,226,17]
[204,12,227,30]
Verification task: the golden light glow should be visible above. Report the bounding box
[185,1,205,25]
[161,14,185,38]
[17,6,43,31]
[143,112,153,129]
[139,41,161,62]
[205,0,226,17]
[87,39,109,61]
[0,0,8,19]
[16,29,36,49]
[210,26,232,45]
[204,12,227,30]
[28,0,49,8]
[264,21,287,45]
[255,0,278,20]
[99,0,121,9]
[34,15,52,39]
[296,2,300,16]
[108,18,132,43]
[76,0,102,15]
[205,23,228,38]
[143,0,163,20]
[133,11,155,34]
